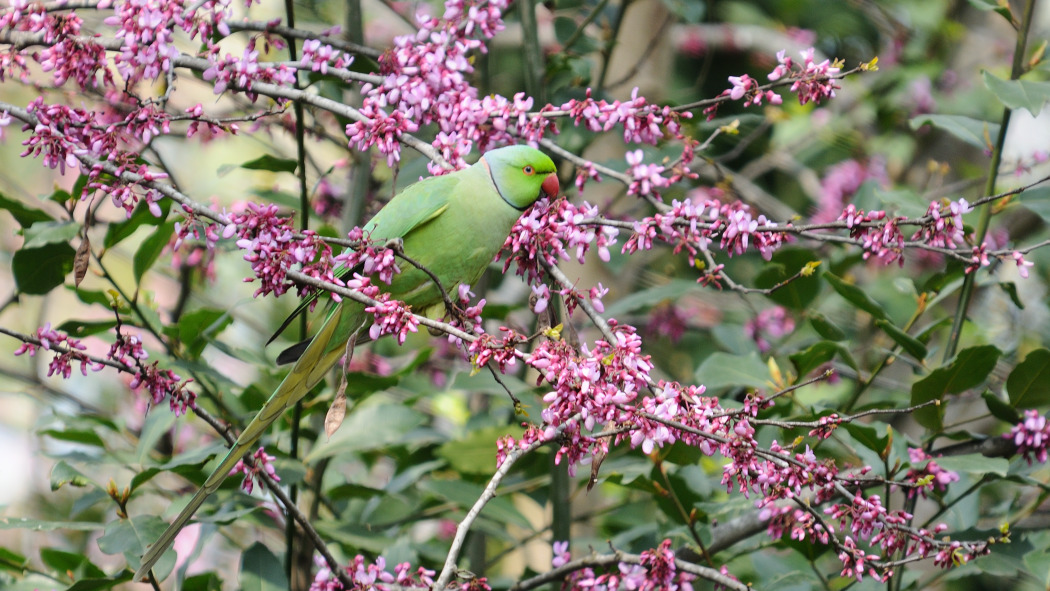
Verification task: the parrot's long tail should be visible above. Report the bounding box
[133,306,358,582]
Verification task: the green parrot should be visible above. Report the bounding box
[133,145,558,581]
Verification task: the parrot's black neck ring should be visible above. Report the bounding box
[482,158,528,211]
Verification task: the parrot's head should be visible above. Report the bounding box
[482,145,559,211]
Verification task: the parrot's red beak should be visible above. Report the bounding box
[541,173,560,198]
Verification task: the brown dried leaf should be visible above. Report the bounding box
[325,391,347,440]
[587,445,608,492]
[73,234,90,287]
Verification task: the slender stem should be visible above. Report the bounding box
[518,0,546,105]
[562,0,610,53]
[282,0,309,584]
[844,296,927,413]
[595,0,631,94]
[944,0,1036,361]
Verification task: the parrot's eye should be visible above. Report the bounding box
[523,165,535,175]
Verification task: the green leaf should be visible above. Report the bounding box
[133,222,175,282]
[0,192,54,227]
[70,285,115,308]
[909,114,1000,150]
[842,423,889,455]
[0,547,27,573]
[56,319,118,338]
[823,272,888,320]
[328,483,386,504]
[419,479,533,530]
[135,410,178,467]
[40,548,106,580]
[239,543,285,591]
[50,461,95,491]
[97,515,167,556]
[911,345,1001,431]
[304,403,426,462]
[47,187,73,205]
[65,577,131,591]
[344,371,400,397]
[661,0,706,23]
[13,241,76,295]
[874,319,928,361]
[22,220,80,248]
[982,71,1050,117]
[42,428,105,448]
[808,312,846,341]
[129,468,161,493]
[694,352,769,390]
[553,16,576,46]
[183,572,224,591]
[102,198,172,249]
[1007,349,1050,408]
[0,518,101,531]
[1025,551,1050,588]
[984,391,1021,423]
[239,154,298,174]
[1018,186,1050,224]
[967,0,1013,20]
[789,341,839,379]
[169,308,232,358]
[602,280,697,317]
[385,459,446,494]
[437,425,520,475]
[934,454,1009,477]
[753,249,823,310]
[998,281,1025,309]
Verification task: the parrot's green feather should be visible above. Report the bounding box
[134,145,557,582]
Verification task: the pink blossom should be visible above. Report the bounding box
[744,306,795,353]
[229,447,280,494]
[1007,409,1050,464]
[1012,251,1035,279]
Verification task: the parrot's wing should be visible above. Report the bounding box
[268,173,457,351]
[264,172,453,346]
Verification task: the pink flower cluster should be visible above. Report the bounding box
[912,198,972,249]
[349,0,514,168]
[309,555,450,591]
[300,38,352,74]
[703,47,842,120]
[229,447,280,494]
[172,205,235,281]
[232,202,336,299]
[770,48,841,105]
[1,0,112,88]
[468,327,526,374]
[14,323,102,378]
[560,87,689,146]
[204,44,297,101]
[348,0,692,170]
[108,329,197,415]
[836,205,903,266]
[813,158,888,223]
[899,447,960,498]
[557,540,701,591]
[105,0,236,86]
[18,97,176,217]
[622,192,789,265]
[499,314,990,581]
[331,227,403,288]
[1007,409,1050,464]
[744,306,795,353]
[20,98,97,175]
[14,324,196,415]
[365,292,420,345]
[499,197,618,285]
